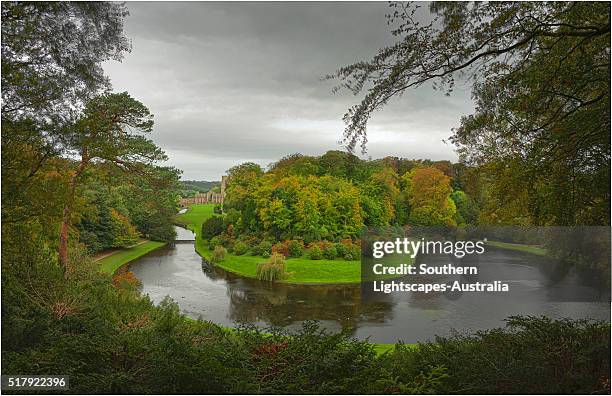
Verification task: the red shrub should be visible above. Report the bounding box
[251,341,289,361]
[271,241,290,257]
[112,271,141,289]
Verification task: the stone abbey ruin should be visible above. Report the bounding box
[179,176,227,207]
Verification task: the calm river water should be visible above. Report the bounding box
[128,227,610,343]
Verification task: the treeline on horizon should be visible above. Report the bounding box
[179,180,220,197]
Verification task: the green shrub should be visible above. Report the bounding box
[335,239,360,260]
[335,242,348,258]
[239,234,259,247]
[256,253,286,282]
[251,240,272,256]
[287,240,304,257]
[218,231,233,245]
[345,244,361,260]
[232,241,248,255]
[201,216,224,241]
[382,316,611,394]
[307,245,323,260]
[218,232,235,251]
[241,321,447,394]
[209,236,222,249]
[323,244,337,259]
[146,223,177,243]
[210,245,227,263]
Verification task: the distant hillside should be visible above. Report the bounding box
[179,180,220,197]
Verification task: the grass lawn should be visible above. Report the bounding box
[486,240,547,256]
[372,343,395,355]
[98,241,166,274]
[176,204,215,233]
[176,204,405,284]
[201,245,362,284]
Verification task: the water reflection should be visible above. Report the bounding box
[128,228,610,343]
[201,260,396,335]
[175,226,195,241]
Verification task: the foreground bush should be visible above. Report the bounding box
[382,316,611,394]
[256,253,286,282]
[239,321,447,394]
[112,271,141,289]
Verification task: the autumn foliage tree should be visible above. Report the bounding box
[108,209,139,248]
[404,167,457,227]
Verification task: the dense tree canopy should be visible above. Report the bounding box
[223,151,477,244]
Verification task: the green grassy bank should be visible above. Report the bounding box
[98,241,166,274]
[177,204,370,284]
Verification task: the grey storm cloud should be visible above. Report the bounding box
[104,2,475,180]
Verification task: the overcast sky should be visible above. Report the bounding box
[104,2,475,180]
